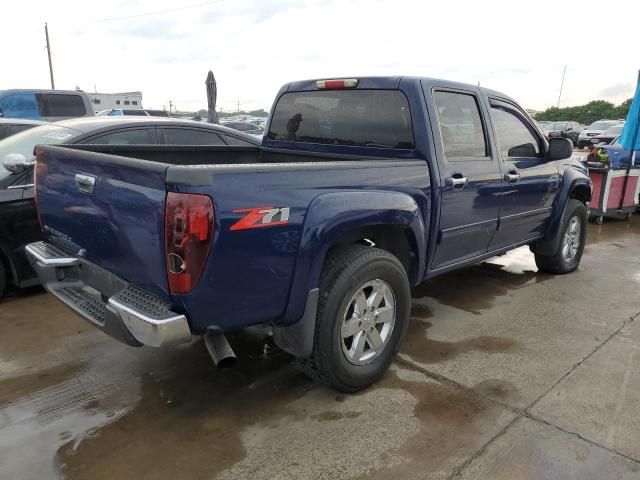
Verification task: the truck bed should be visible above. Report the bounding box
[34,144,431,333]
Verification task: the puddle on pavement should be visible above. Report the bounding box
[586,218,640,246]
[401,317,517,365]
[412,247,549,315]
[55,333,314,480]
[347,366,513,480]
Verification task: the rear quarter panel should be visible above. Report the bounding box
[166,160,430,332]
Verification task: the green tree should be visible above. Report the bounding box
[248,109,269,117]
[536,98,632,124]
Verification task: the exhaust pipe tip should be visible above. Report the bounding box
[215,355,238,369]
[204,332,237,368]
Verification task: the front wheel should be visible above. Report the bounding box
[535,199,587,274]
[297,245,411,392]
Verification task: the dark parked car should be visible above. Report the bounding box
[0,89,94,122]
[0,117,259,298]
[589,124,625,146]
[544,121,582,146]
[222,121,264,135]
[26,76,590,392]
[0,118,47,141]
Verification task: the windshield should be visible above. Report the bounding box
[0,124,78,181]
[588,121,617,130]
[546,122,567,130]
[603,125,624,136]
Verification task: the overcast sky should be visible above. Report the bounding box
[2,0,639,113]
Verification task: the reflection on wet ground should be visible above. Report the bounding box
[56,337,312,480]
[412,246,549,315]
[586,215,640,246]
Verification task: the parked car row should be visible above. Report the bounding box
[577,120,624,148]
[0,117,259,298]
[535,119,625,149]
[221,120,264,136]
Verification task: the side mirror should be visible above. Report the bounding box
[546,137,573,161]
[3,153,34,173]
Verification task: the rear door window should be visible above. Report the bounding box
[161,128,225,145]
[38,94,87,117]
[267,90,414,149]
[433,90,488,159]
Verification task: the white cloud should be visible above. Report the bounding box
[1,0,638,112]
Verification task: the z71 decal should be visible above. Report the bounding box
[230,206,291,231]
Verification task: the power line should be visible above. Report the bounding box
[93,0,226,22]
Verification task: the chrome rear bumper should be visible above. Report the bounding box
[25,241,192,347]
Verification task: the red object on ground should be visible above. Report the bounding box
[588,167,640,221]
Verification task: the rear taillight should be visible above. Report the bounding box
[165,192,214,294]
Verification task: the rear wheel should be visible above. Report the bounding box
[298,245,410,392]
[535,199,587,274]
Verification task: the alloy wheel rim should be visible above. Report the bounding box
[340,279,396,366]
[562,216,581,263]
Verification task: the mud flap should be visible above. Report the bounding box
[272,288,319,358]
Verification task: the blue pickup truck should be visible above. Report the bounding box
[26,77,591,392]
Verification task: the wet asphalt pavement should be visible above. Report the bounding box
[1,218,640,479]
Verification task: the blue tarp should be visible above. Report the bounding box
[619,80,640,152]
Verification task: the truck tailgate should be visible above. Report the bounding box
[35,145,170,298]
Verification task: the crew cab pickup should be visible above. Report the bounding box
[26,77,591,392]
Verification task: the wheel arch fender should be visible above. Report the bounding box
[281,190,428,325]
[531,171,591,256]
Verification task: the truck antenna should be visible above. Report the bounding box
[45,23,55,89]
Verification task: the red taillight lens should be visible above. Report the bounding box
[165,192,214,294]
[315,78,359,89]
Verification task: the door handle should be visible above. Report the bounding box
[504,171,520,184]
[445,173,468,189]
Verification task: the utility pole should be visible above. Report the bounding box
[556,64,567,109]
[237,100,240,113]
[45,23,55,89]
[169,100,173,114]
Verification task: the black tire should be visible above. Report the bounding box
[298,245,411,392]
[535,199,587,274]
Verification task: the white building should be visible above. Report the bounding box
[87,91,143,114]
